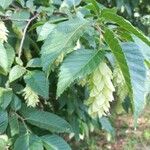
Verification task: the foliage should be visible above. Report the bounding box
[0,0,149,149]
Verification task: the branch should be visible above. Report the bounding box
[15,112,31,133]
[18,13,39,58]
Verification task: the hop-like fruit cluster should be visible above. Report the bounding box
[113,66,128,113]
[22,86,39,107]
[86,62,115,118]
[0,21,8,43]
[113,66,128,101]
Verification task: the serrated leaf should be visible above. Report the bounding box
[37,23,56,41]
[0,0,13,9]
[19,105,72,133]
[0,109,8,134]
[14,134,43,150]
[132,35,150,60]
[0,87,13,109]
[121,42,146,122]
[104,29,146,121]
[57,49,104,97]
[24,70,49,99]
[0,43,15,75]
[101,9,150,46]
[41,18,88,73]
[104,29,131,91]
[9,65,26,83]
[41,134,71,150]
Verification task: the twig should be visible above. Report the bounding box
[15,112,31,133]
[18,13,39,58]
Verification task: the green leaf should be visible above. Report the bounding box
[20,106,71,133]
[0,43,15,75]
[15,57,23,66]
[104,29,147,121]
[9,65,26,83]
[121,43,146,122]
[61,0,81,7]
[14,134,43,150]
[42,135,71,150]
[0,87,13,109]
[101,9,150,46]
[41,17,88,73]
[0,0,13,9]
[26,58,42,68]
[19,105,72,133]
[85,0,100,15]
[24,70,49,99]
[11,95,22,111]
[9,114,19,137]
[99,117,115,136]
[132,35,150,60]
[37,23,56,41]
[5,43,15,70]
[57,49,104,97]
[12,10,30,30]
[104,29,131,90]
[0,109,8,134]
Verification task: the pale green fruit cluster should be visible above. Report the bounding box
[87,62,115,118]
[113,66,128,101]
[0,21,8,43]
[22,86,39,107]
[113,66,128,114]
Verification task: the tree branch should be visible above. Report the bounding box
[18,13,39,58]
